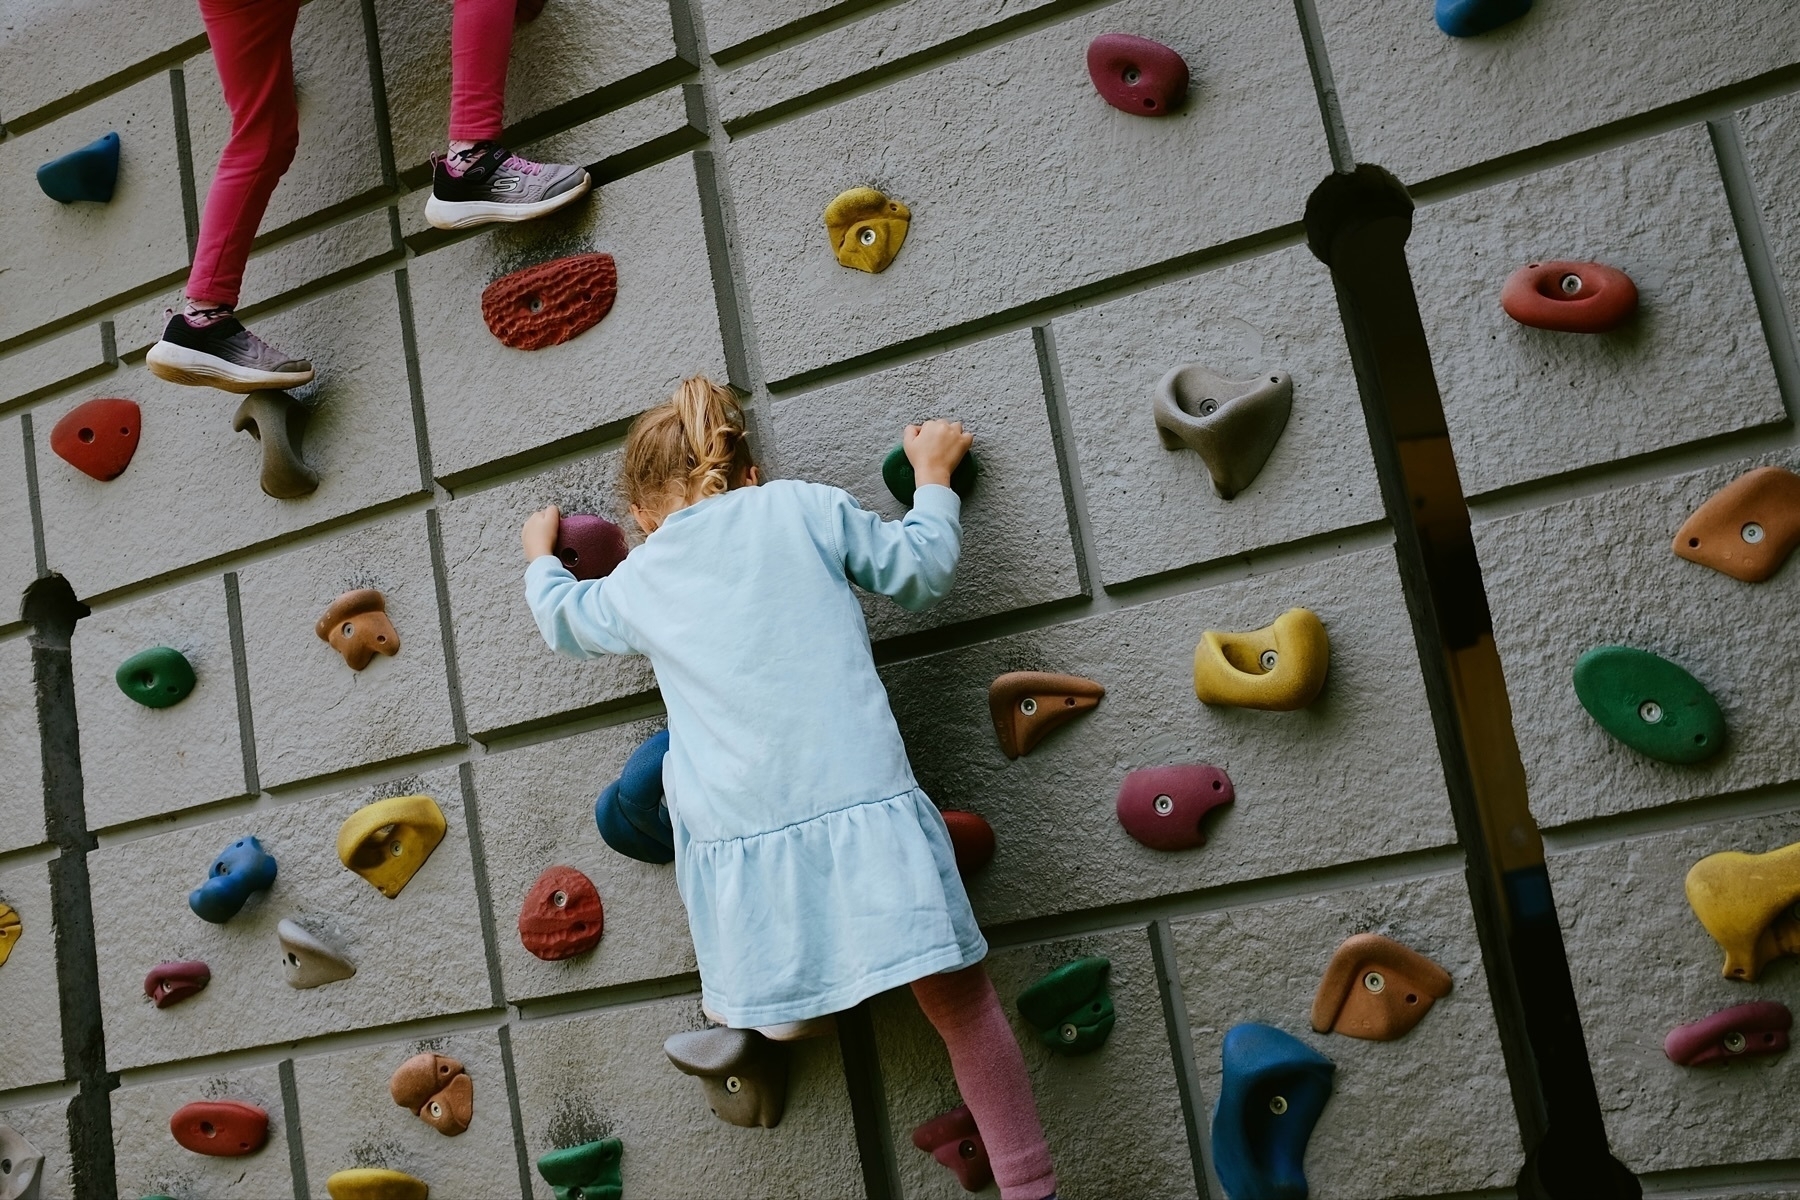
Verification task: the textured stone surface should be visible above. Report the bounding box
[509,993,864,1199]
[1410,125,1785,498]
[236,513,456,788]
[0,1097,73,1200]
[110,1063,292,1198]
[0,420,33,634]
[875,927,1196,1199]
[0,0,202,131]
[730,0,1330,384]
[0,324,109,406]
[1174,871,1522,1196]
[700,0,849,56]
[1473,452,1800,829]
[759,331,1084,641]
[91,767,490,1070]
[470,719,695,1002]
[1316,0,1800,184]
[0,863,63,1090]
[883,543,1457,926]
[0,636,45,855]
[1741,92,1800,332]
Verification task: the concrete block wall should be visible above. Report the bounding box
[0,0,1795,1197]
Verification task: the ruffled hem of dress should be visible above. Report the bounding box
[701,939,985,1028]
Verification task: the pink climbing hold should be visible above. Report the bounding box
[911,1104,993,1192]
[1115,764,1235,851]
[554,514,630,581]
[1086,34,1189,116]
[1664,1001,1791,1066]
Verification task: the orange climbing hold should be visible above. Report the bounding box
[169,1099,268,1157]
[316,589,401,671]
[1500,260,1637,333]
[987,672,1104,758]
[50,397,141,481]
[1673,465,1800,583]
[481,253,618,350]
[1310,934,1452,1041]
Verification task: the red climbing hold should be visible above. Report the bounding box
[912,1105,993,1192]
[1500,261,1638,333]
[1086,34,1189,116]
[50,397,141,481]
[481,253,617,351]
[169,1099,268,1157]
[940,810,995,875]
[518,865,604,960]
[1116,764,1235,851]
[555,514,630,580]
[144,961,211,1009]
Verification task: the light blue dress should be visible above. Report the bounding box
[525,478,987,1026]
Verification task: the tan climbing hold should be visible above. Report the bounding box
[390,1052,474,1137]
[0,904,18,969]
[336,794,446,899]
[824,187,910,273]
[278,919,356,989]
[1673,465,1800,583]
[316,589,400,671]
[326,1168,429,1200]
[481,253,618,351]
[1310,934,1452,1040]
[1154,365,1294,499]
[1687,841,1800,982]
[232,391,319,499]
[665,1027,788,1128]
[987,672,1105,759]
[1193,608,1329,711]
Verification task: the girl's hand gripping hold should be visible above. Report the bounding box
[523,505,562,563]
[904,419,975,492]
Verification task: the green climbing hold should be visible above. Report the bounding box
[1017,956,1115,1054]
[882,443,978,507]
[115,646,196,709]
[1573,646,1725,765]
[537,1137,623,1200]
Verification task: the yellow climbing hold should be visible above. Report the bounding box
[335,795,447,899]
[1193,608,1330,711]
[0,904,18,968]
[1686,841,1800,982]
[326,1168,429,1200]
[824,187,910,273]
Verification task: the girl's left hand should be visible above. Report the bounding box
[522,505,562,562]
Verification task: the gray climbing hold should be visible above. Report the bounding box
[277,919,356,989]
[1154,364,1293,499]
[232,391,319,499]
[0,1124,43,1200]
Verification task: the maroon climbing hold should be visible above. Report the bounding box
[555,514,630,581]
[1501,261,1638,333]
[50,397,141,481]
[518,865,604,960]
[481,253,617,351]
[144,961,211,1009]
[940,810,995,875]
[169,1099,268,1157]
[911,1105,993,1192]
[1086,34,1189,116]
[1664,1001,1792,1066]
[1116,764,1235,851]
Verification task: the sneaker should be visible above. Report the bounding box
[146,310,314,393]
[424,142,591,230]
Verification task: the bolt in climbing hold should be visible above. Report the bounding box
[1212,1023,1335,1200]
[824,188,911,274]
[912,1105,993,1192]
[1086,33,1189,116]
[277,919,356,989]
[881,443,978,507]
[1673,465,1800,583]
[595,728,674,864]
[169,1099,267,1157]
[231,391,320,499]
[537,1137,624,1200]
[49,397,141,481]
[1310,934,1452,1041]
[390,1052,474,1136]
[1154,365,1294,500]
[481,253,617,351]
[325,1168,429,1200]
[315,589,401,671]
[188,836,278,923]
[1572,645,1725,765]
[665,1027,789,1128]
[518,865,605,961]
[36,131,120,203]
[0,904,19,970]
[1686,841,1800,981]
[1017,957,1115,1054]
[987,672,1105,759]
[1434,0,1532,36]
[114,646,196,709]
[335,794,447,899]
[0,1125,42,1200]
[1115,764,1235,851]
[555,513,630,580]
[144,960,211,1009]
[940,810,996,875]
[1500,260,1637,333]
[1193,608,1330,711]
[1664,1001,1791,1066]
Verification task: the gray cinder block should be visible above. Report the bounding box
[0,636,44,856]
[110,1062,293,1199]
[1740,92,1800,332]
[0,325,110,407]
[0,0,203,133]
[0,1096,75,1200]
[0,418,36,624]
[0,862,66,1091]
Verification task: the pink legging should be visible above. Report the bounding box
[912,965,1058,1200]
[187,0,517,308]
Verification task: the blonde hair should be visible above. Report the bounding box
[622,377,757,516]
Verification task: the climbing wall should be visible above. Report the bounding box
[0,0,1795,1197]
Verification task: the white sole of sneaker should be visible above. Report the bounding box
[423,173,593,230]
[146,341,315,394]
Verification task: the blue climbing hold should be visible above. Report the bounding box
[37,132,121,204]
[1435,0,1530,36]
[188,836,278,923]
[595,730,673,864]
[1211,1024,1334,1200]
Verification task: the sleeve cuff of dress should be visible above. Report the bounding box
[910,483,962,517]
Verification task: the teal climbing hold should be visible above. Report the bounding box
[1016,956,1115,1054]
[1212,1023,1335,1200]
[1435,0,1530,36]
[37,132,121,203]
[537,1137,624,1200]
[1572,646,1726,765]
[882,443,978,507]
[115,646,196,709]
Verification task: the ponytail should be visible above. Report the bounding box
[621,376,757,516]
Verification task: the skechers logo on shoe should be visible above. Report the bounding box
[490,177,523,194]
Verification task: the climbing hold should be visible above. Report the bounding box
[941,810,995,875]
[36,131,120,203]
[665,1027,788,1128]
[1154,365,1293,500]
[824,187,910,273]
[169,1099,267,1157]
[0,904,19,969]
[1673,465,1800,583]
[114,646,196,709]
[881,443,978,507]
[1086,33,1189,116]
[1500,260,1637,333]
[537,1138,623,1200]
[481,253,617,351]
[1665,1001,1791,1066]
[555,513,630,581]
[187,836,277,923]
[595,729,673,865]
[335,794,447,899]
[231,391,319,499]
[516,0,545,20]
[1212,1024,1334,1200]
[325,1169,429,1200]
[0,1125,42,1200]
[1686,841,1800,981]
[1016,956,1114,1054]
[1572,646,1725,765]
[315,589,401,671]
[277,919,356,989]
[912,1105,992,1193]
[1434,0,1531,36]
[1193,608,1329,711]
[987,672,1105,759]
[49,397,141,481]
[390,1052,474,1136]
[144,960,211,1009]
[1309,934,1452,1041]
[518,865,604,961]
[1115,764,1235,852]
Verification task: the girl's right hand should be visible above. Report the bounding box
[522,505,562,562]
[903,419,974,490]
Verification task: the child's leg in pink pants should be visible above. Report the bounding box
[449,0,518,143]
[911,964,1058,1200]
